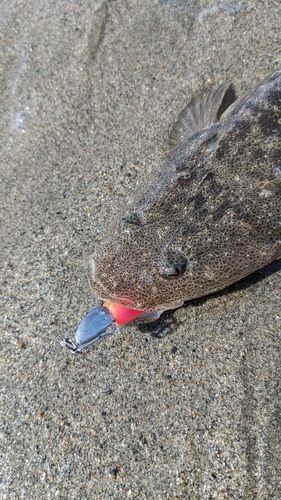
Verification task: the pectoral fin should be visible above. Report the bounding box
[169,83,236,146]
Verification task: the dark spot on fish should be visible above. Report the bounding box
[193,193,206,211]
[203,174,223,196]
[181,225,197,238]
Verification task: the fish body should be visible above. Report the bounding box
[91,69,281,313]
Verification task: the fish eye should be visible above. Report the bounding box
[158,252,187,279]
[120,212,142,233]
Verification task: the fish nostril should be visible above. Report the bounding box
[119,212,142,233]
[158,252,187,279]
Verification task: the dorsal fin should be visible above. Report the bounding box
[169,83,236,146]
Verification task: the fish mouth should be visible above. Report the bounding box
[90,258,185,312]
[89,257,140,309]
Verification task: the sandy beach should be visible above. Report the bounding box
[1,0,281,498]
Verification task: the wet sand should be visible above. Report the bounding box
[1,0,281,498]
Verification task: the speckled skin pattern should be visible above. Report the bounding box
[91,69,281,311]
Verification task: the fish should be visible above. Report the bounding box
[61,68,281,352]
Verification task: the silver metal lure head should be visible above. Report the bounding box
[60,306,116,353]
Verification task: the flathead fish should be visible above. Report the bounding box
[62,68,281,351]
[91,68,281,315]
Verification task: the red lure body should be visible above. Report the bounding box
[103,301,145,326]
